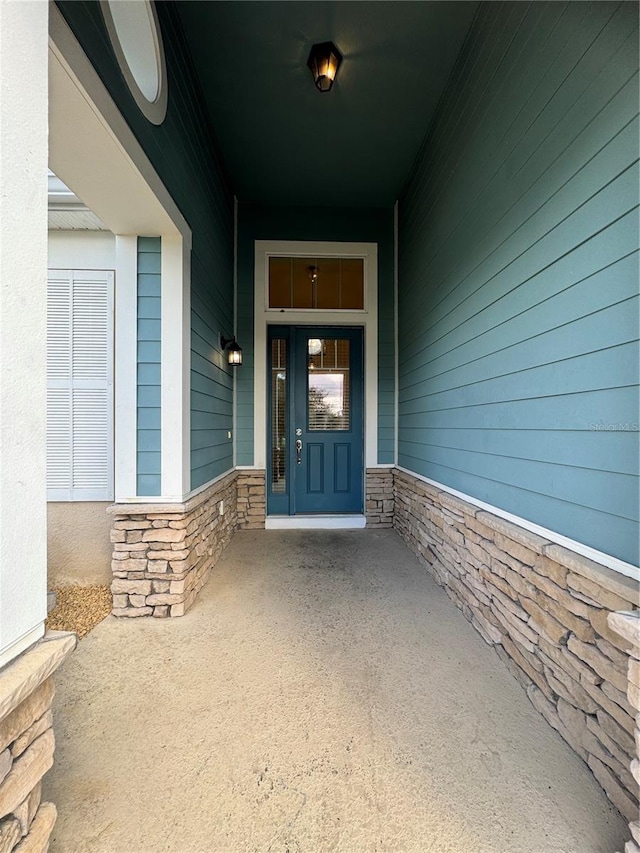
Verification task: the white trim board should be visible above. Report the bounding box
[253,240,379,472]
[161,235,191,498]
[396,466,640,582]
[115,465,237,505]
[266,516,367,530]
[114,237,138,500]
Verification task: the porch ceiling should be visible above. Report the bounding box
[175,1,479,208]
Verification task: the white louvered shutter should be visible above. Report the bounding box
[47,273,73,496]
[47,269,114,501]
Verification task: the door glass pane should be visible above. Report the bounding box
[269,258,291,308]
[315,258,340,309]
[291,258,314,308]
[271,339,287,493]
[268,257,364,310]
[339,259,364,309]
[308,338,350,431]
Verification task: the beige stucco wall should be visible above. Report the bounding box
[47,502,112,586]
[0,0,49,664]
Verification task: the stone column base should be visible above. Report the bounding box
[365,468,394,527]
[236,471,266,529]
[0,632,76,852]
[108,471,237,617]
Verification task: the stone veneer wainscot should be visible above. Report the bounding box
[394,468,640,828]
[365,468,394,528]
[609,611,640,853]
[0,632,76,852]
[236,469,393,528]
[236,471,266,529]
[109,471,237,617]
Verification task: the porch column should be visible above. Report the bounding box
[161,234,191,499]
[114,234,191,502]
[109,233,207,619]
[114,235,139,501]
[0,0,48,665]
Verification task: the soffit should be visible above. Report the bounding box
[48,170,107,231]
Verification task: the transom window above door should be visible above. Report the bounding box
[268,257,364,311]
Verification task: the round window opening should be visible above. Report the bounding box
[101,0,167,125]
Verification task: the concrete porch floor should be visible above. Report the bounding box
[44,530,628,852]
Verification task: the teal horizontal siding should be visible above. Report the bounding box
[190,267,233,488]
[137,274,163,297]
[402,428,639,475]
[137,252,161,275]
[137,363,161,386]
[137,475,161,496]
[137,237,161,496]
[402,248,638,382]
[137,408,160,430]
[399,386,638,431]
[138,430,161,452]
[398,1,639,564]
[138,342,161,363]
[57,1,235,493]
[138,451,161,476]
[402,292,637,396]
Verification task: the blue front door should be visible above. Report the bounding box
[267,326,364,515]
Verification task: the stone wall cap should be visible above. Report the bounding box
[475,511,549,552]
[107,470,238,518]
[0,632,76,722]
[107,501,186,516]
[544,544,640,607]
[607,611,640,648]
[394,469,442,499]
[440,491,481,518]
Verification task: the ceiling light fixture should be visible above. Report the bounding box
[307,42,342,92]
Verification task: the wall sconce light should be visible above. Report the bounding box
[307,41,342,92]
[221,335,243,366]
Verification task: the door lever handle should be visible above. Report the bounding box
[296,438,303,464]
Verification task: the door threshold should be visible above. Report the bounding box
[265,515,367,530]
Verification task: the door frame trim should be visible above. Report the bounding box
[254,240,378,476]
